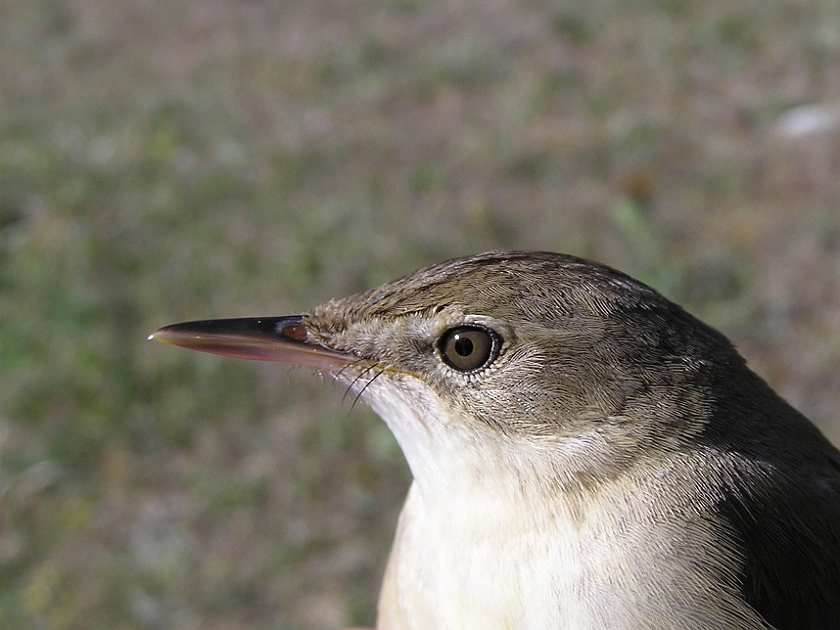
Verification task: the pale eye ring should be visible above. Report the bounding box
[438,326,500,372]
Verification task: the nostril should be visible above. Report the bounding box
[279,323,307,340]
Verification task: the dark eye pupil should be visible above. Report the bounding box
[454,337,474,357]
[439,326,500,372]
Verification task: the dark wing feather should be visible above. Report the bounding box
[717,437,840,629]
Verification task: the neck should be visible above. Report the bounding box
[362,377,599,629]
[362,381,769,629]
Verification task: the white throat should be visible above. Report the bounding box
[355,374,767,630]
[360,377,593,630]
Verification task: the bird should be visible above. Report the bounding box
[150,250,840,630]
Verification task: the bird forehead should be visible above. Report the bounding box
[311,256,631,325]
[302,252,679,362]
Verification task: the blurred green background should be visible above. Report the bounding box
[1,0,839,627]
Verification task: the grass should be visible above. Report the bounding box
[0,0,839,628]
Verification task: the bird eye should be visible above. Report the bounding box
[438,326,500,372]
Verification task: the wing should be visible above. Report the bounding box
[718,443,840,630]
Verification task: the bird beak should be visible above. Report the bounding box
[148,316,352,371]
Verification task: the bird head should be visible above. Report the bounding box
[151,251,741,493]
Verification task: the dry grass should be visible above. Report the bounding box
[1,0,839,628]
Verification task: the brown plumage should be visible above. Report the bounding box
[152,251,840,629]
